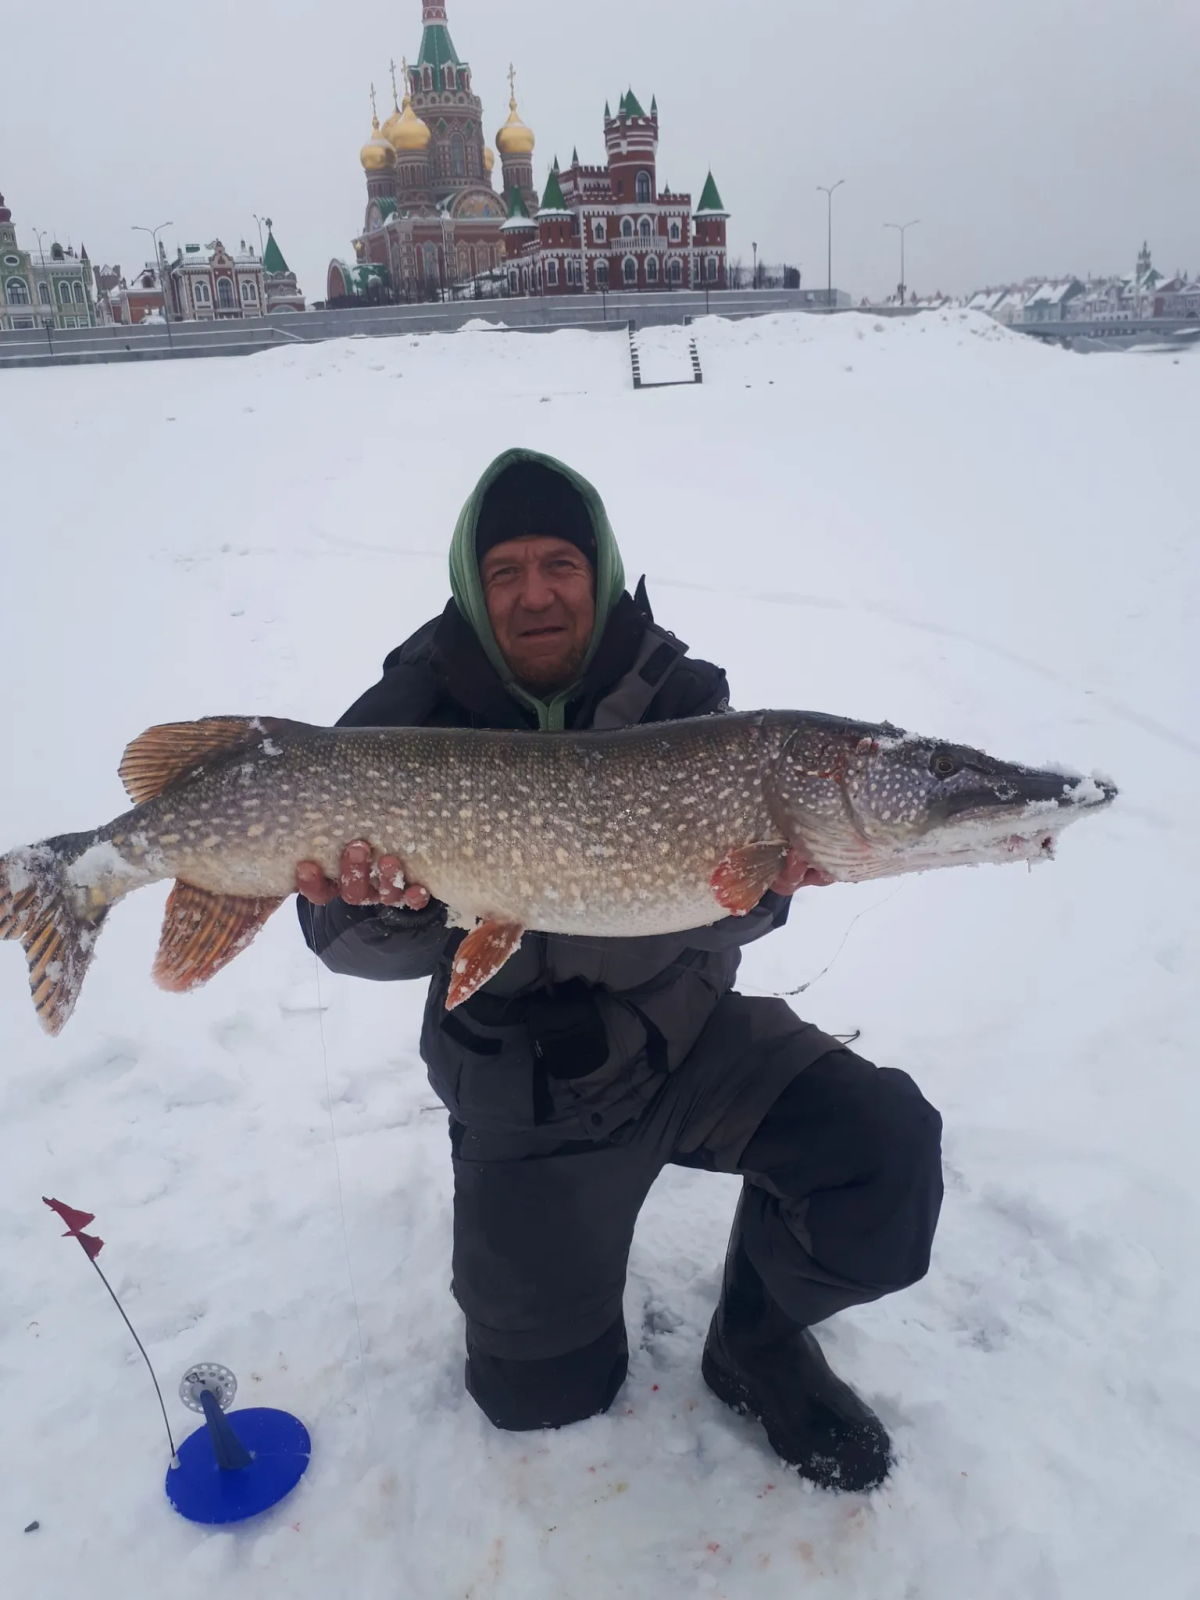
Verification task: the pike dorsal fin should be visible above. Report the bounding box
[152,882,283,993]
[119,717,285,804]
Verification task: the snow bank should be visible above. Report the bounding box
[1,311,1197,1599]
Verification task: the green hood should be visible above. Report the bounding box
[448,448,626,731]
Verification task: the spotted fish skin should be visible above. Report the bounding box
[0,710,1115,1034]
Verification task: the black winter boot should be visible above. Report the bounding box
[701,1221,893,1492]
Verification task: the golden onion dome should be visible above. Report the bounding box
[483,145,495,174]
[496,95,535,157]
[386,91,432,153]
[361,116,397,171]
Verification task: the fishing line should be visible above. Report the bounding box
[536,880,907,1004]
[742,880,908,1000]
[306,902,379,1452]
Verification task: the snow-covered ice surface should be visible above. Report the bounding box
[2,311,1198,1599]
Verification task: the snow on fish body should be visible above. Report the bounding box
[0,711,1116,1035]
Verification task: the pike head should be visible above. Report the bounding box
[771,715,1117,882]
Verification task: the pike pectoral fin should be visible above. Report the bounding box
[710,843,789,915]
[152,882,284,993]
[446,919,524,1010]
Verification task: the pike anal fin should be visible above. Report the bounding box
[446,919,524,1010]
[710,843,789,915]
[153,882,283,993]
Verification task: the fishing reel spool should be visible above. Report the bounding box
[166,1360,311,1525]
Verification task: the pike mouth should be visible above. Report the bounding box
[939,772,1117,824]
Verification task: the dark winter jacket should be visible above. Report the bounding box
[300,447,789,1139]
[300,589,789,1139]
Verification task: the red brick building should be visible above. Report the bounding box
[330,1,509,303]
[331,3,727,303]
[501,93,729,295]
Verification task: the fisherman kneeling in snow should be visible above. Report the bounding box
[297,450,943,1493]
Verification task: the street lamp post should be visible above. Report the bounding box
[31,227,53,346]
[132,221,174,347]
[752,240,758,289]
[884,219,919,305]
[816,180,844,309]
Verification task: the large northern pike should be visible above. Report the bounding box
[0,711,1115,1034]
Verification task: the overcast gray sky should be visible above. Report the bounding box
[3,0,1197,303]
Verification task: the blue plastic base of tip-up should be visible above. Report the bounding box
[166,1396,311,1525]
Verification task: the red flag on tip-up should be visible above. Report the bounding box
[43,1196,104,1259]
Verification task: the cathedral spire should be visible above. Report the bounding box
[417,0,460,70]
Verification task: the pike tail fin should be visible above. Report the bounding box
[0,833,111,1036]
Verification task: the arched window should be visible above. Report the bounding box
[669,219,681,242]
[451,134,465,177]
[457,244,471,280]
[217,277,235,308]
[422,243,439,285]
[58,280,73,304]
[706,256,718,282]
[38,281,51,304]
[5,277,30,305]
[546,259,559,286]
[593,219,606,243]
[240,279,258,304]
[72,280,85,303]
[621,217,633,238]
[668,257,682,284]
[623,256,637,285]
[508,270,519,293]
[596,261,609,288]
[194,282,212,305]
[444,65,456,91]
[422,65,432,90]
[636,170,652,203]
[645,255,658,283]
[638,217,653,239]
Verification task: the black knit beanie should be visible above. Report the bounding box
[475,461,597,568]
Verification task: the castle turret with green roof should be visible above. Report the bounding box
[603,86,659,208]
[693,170,729,288]
[260,220,306,312]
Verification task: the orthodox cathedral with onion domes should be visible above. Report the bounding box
[328,0,728,303]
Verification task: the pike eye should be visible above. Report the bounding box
[931,752,963,779]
